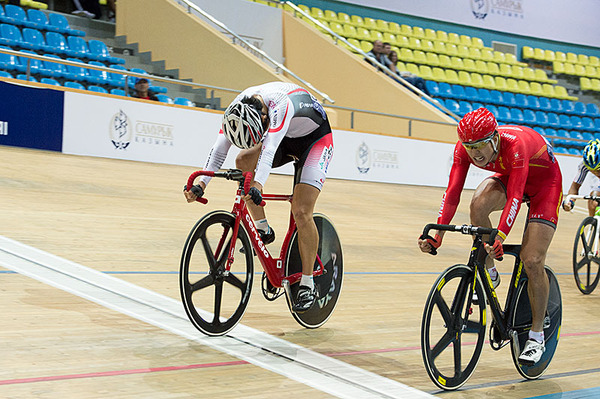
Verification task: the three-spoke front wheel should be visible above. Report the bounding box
[573,216,600,294]
[421,264,487,391]
[180,211,254,336]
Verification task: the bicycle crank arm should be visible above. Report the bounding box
[282,279,293,306]
[510,330,521,359]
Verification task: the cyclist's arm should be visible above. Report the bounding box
[496,162,528,241]
[199,132,232,187]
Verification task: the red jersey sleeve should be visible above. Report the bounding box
[437,142,470,225]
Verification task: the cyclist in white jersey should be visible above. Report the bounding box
[563,139,600,215]
[184,82,334,313]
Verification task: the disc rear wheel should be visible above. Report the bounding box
[573,216,600,294]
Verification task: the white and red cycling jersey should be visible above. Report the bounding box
[438,125,563,240]
[200,82,333,190]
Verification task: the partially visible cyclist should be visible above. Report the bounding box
[417,107,563,366]
[183,82,334,314]
[562,139,600,216]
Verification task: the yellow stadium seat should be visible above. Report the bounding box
[406,63,420,76]
[445,44,458,57]
[408,37,422,50]
[506,78,519,92]
[419,65,434,80]
[589,56,600,67]
[471,37,484,48]
[544,50,555,62]
[522,46,534,60]
[512,66,524,80]
[578,54,589,65]
[475,60,489,74]
[342,24,359,39]
[399,48,415,63]
[470,73,485,88]
[554,85,577,100]
[592,78,600,91]
[413,50,427,65]
[574,64,587,76]
[297,4,311,13]
[350,15,365,27]
[533,48,545,61]
[420,39,434,53]
[458,70,472,85]
[376,19,389,32]
[370,30,384,42]
[310,7,325,19]
[425,28,437,41]
[480,48,494,62]
[364,17,377,30]
[469,47,482,60]
[439,55,452,69]
[555,51,567,62]
[412,26,425,39]
[585,66,598,78]
[494,76,508,91]
[356,27,371,41]
[504,53,519,65]
[553,61,565,74]
[460,35,472,47]
[563,63,576,75]
[493,51,506,64]
[400,24,413,37]
[482,74,496,89]
[396,35,410,48]
[446,69,459,84]
[383,32,397,45]
[463,58,477,72]
[530,82,544,96]
[447,32,460,45]
[535,69,557,83]
[426,52,440,67]
[487,61,500,76]
[337,12,351,24]
[518,80,531,94]
[566,52,578,64]
[350,39,365,52]
[390,45,401,55]
[542,84,557,98]
[323,9,337,22]
[581,77,593,91]
[499,63,513,77]
[388,22,401,35]
[457,45,470,59]
[450,56,465,70]
[396,61,406,71]
[433,40,447,55]
[432,67,447,82]
[329,22,345,37]
[523,67,536,81]
[436,30,448,42]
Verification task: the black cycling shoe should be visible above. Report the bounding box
[240,227,275,254]
[292,285,316,313]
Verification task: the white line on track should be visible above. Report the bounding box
[0,235,433,399]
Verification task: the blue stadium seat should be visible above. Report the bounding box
[174,97,194,106]
[88,85,108,93]
[64,81,85,90]
[86,60,111,85]
[464,86,479,102]
[535,127,546,136]
[497,106,511,123]
[110,88,126,96]
[156,94,174,104]
[582,117,596,132]
[523,109,537,125]
[0,23,24,47]
[42,53,74,79]
[150,84,167,94]
[538,96,552,111]
[472,102,484,110]
[570,130,584,140]
[4,5,36,28]
[88,39,125,64]
[444,98,460,114]
[48,13,85,37]
[108,63,127,87]
[489,90,503,105]
[16,74,37,82]
[0,45,21,71]
[27,9,59,33]
[547,113,560,128]
[545,128,557,138]
[425,80,439,97]
[526,95,540,110]
[0,70,12,78]
[586,103,599,117]
[437,82,452,98]
[595,118,600,131]
[45,31,73,56]
[40,77,60,85]
[515,93,528,109]
[66,35,91,59]
[451,84,467,100]
[549,98,563,113]
[573,101,586,116]
[486,104,499,119]
[65,57,88,81]
[477,88,491,104]
[559,114,572,129]
[561,99,575,114]
[22,28,51,52]
[582,132,595,141]
[569,148,581,156]
[570,115,583,129]
[535,111,549,127]
[510,108,524,124]
[0,5,18,25]
[457,100,473,116]
[18,49,52,76]
[502,92,516,107]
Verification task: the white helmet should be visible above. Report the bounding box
[222,101,265,149]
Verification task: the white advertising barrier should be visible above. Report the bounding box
[63,92,582,193]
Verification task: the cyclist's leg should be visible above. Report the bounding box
[520,221,554,332]
[292,183,320,277]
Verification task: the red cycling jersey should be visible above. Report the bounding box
[438,125,563,240]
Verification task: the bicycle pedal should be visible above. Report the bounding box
[543,314,551,329]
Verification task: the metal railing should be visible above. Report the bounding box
[174,0,334,104]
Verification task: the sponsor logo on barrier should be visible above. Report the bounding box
[134,121,174,146]
[356,142,400,174]
[356,142,371,174]
[0,121,7,136]
[470,0,490,19]
[471,0,523,20]
[109,110,132,150]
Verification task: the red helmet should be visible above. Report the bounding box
[457,108,498,143]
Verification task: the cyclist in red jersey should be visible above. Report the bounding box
[418,107,563,366]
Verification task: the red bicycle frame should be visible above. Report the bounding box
[187,170,324,288]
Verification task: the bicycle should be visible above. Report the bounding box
[419,223,562,390]
[179,168,343,336]
[565,194,600,294]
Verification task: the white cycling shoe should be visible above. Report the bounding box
[518,339,545,366]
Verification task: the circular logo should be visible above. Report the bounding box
[470,0,489,19]
[356,142,371,174]
[109,109,132,150]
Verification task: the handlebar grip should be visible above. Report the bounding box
[187,170,214,190]
[242,172,266,207]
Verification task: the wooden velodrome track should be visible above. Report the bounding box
[1,145,599,398]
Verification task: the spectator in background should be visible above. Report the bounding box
[72,0,101,19]
[388,50,430,96]
[365,40,393,70]
[131,78,158,101]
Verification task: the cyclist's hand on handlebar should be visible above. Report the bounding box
[183,184,204,203]
[484,237,504,260]
[562,198,575,211]
[245,186,263,206]
[418,233,442,255]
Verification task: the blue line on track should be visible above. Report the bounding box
[525,386,600,398]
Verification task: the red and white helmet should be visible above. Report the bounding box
[457,107,498,143]
[222,101,265,149]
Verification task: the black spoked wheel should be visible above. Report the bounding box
[421,264,487,391]
[180,211,254,336]
[285,214,343,328]
[510,266,562,379]
[573,216,600,294]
